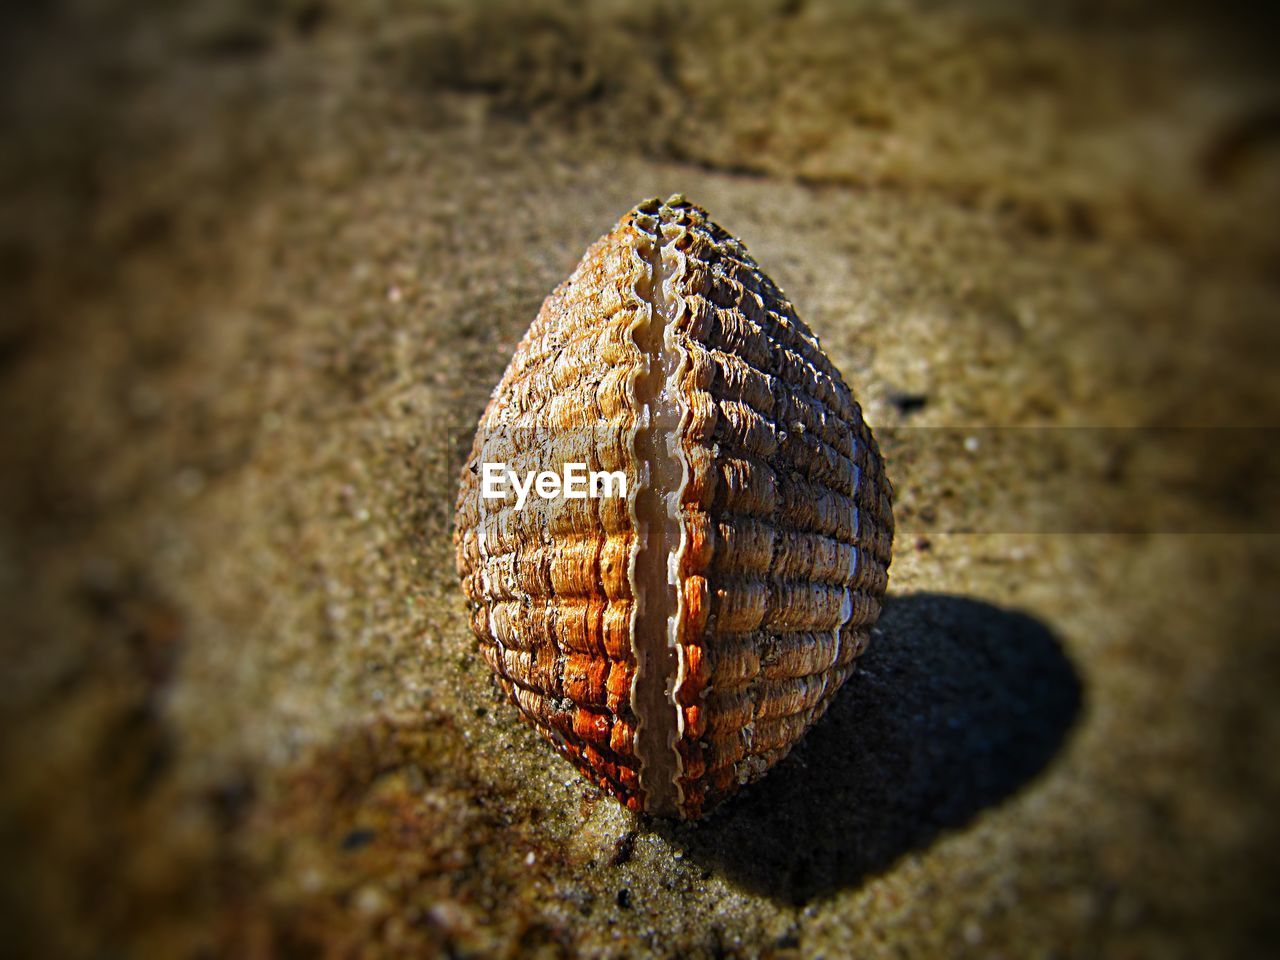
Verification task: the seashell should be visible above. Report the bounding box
[454,195,893,819]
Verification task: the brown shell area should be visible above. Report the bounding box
[659,202,893,817]
[454,196,893,819]
[454,220,650,809]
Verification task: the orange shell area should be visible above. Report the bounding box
[454,197,893,819]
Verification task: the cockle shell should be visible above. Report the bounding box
[454,196,893,819]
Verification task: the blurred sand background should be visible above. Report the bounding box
[2,1,1279,956]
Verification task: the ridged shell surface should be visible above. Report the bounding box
[454,196,893,819]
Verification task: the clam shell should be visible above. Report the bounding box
[454,196,892,819]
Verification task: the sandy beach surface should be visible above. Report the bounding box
[2,2,1278,956]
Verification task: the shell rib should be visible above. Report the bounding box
[454,196,893,819]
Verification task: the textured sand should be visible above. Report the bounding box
[1,2,1278,957]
